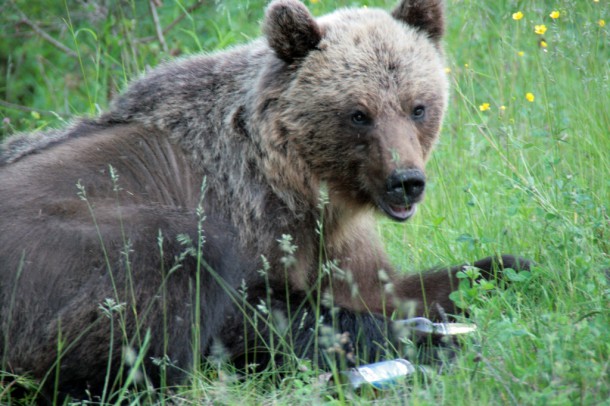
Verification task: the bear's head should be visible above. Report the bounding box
[265,0,448,222]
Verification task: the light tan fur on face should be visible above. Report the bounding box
[275,7,448,217]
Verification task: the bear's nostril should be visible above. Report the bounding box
[387,169,426,200]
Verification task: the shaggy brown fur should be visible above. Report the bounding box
[0,0,529,401]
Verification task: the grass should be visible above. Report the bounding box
[1,0,609,404]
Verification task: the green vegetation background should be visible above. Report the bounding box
[1,0,608,404]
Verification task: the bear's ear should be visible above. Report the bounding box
[392,0,445,43]
[263,0,322,63]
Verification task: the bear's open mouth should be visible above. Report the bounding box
[378,202,417,222]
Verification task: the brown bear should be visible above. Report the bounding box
[0,0,528,401]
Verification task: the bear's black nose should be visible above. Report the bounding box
[386,168,426,202]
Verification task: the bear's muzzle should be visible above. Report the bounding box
[379,168,426,221]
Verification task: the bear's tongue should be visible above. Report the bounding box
[389,204,415,221]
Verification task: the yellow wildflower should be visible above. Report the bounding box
[512,11,524,21]
[310,0,319,3]
[540,40,548,48]
[550,11,560,19]
[479,103,491,112]
[599,19,606,27]
[526,92,535,102]
[518,51,525,57]
[500,105,507,111]
[535,24,547,35]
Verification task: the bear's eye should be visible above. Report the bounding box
[351,110,371,126]
[412,105,426,121]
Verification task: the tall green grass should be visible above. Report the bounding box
[1,0,608,404]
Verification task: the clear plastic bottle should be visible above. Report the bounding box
[340,359,422,390]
